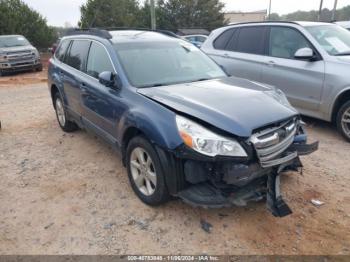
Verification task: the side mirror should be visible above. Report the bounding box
[294,47,314,60]
[98,71,121,89]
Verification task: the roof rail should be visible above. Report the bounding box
[65,27,180,40]
[65,28,113,39]
[225,20,299,27]
[102,27,180,38]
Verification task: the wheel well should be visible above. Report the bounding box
[51,84,59,108]
[121,127,145,166]
[332,90,350,122]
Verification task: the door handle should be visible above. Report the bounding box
[80,83,88,93]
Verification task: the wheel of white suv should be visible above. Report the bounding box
[337,101,350,142]
[53,92,79,132]
[126,136,170,206]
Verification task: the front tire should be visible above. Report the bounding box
[53,93,78,132]
[336,100,350,142]
[126,136,170,206]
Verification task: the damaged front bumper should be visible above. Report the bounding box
[173,125,319,217]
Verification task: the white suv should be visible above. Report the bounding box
[202,21,350,141]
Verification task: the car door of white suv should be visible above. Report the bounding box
[203,26,268,82]
[261,26,325,115]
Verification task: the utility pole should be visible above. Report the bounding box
[150,0,156,30]
[268,0,272,20]
[318,0,323,21]
[332,0,338,21]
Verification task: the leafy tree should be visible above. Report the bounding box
[0,0,55,48]
[161,0,226,30]
[79,0,141,28]
[268,13,281,21]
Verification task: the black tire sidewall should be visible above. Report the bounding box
[126,136,169,206]
[336,100,350,142]
[53,92,77,132]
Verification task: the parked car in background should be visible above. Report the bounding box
[49,37,61,54]
[48,28,317,217]
[335,21,350,31]
[0,35,42,76]
[183,34,208,47]
[202,21,350,142]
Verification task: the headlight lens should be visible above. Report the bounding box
[176,115,247,157]
[265,88,292,108]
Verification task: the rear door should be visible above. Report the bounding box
[62,40,91,117]
[207,26,268,82]
[261,26,325,112]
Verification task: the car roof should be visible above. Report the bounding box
[109,30,178,44]
[221,20,333,28]
[0,35,24,38]
[62,28,181,44]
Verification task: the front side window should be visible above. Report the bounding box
[306,25,350,56]
[65,40,91,71]
[0,36,30,48]
[269,27,311,59]
[87,42,114,79]
[234,26,266,55]
[55,40,70,62]
[115,41,226,88]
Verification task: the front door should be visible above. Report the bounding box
[81,41,123,144]
[261,26,325,113]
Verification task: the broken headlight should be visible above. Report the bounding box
[176,115,247,157]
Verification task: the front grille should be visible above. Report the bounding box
[250,118,298,168]
[5,50,35,62]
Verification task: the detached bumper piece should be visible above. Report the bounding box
[267,173,292,217]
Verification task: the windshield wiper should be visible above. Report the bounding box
[334,51,350,56]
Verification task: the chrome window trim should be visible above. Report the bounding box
[54,38,118,83]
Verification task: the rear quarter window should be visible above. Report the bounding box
[55,40,70,62]
[213,29,235,50]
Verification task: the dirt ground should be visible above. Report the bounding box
[0,57,349,255]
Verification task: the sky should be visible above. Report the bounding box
[22,0,350,27]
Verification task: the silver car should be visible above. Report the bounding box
[202,21,350,141]
[0,35,42,76]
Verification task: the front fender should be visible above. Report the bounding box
[117,105,183,151]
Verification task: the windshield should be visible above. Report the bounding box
[114,41,226,87]
[0,36,30,48]
[306,25,350,56]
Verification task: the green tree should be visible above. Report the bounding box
[79,0,141,28]
[0,0,55,48]
[161,0,226,30]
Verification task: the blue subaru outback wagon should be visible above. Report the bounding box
[48,28,318,217]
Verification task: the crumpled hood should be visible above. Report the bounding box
[138,77,298,138]
[0,45,35,54]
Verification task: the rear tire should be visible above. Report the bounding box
[336,100,350,142]
[126,136,170,206]
[53,92,79,133]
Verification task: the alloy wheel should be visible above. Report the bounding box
[129,147,157,196]
[55,98,66,127]
[341,107,350,138]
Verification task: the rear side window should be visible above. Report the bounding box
[235,26,266,55]
[55,40,70,62]
[65,40,91,71]
[86,42,114,79]
[213,29,235,50]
